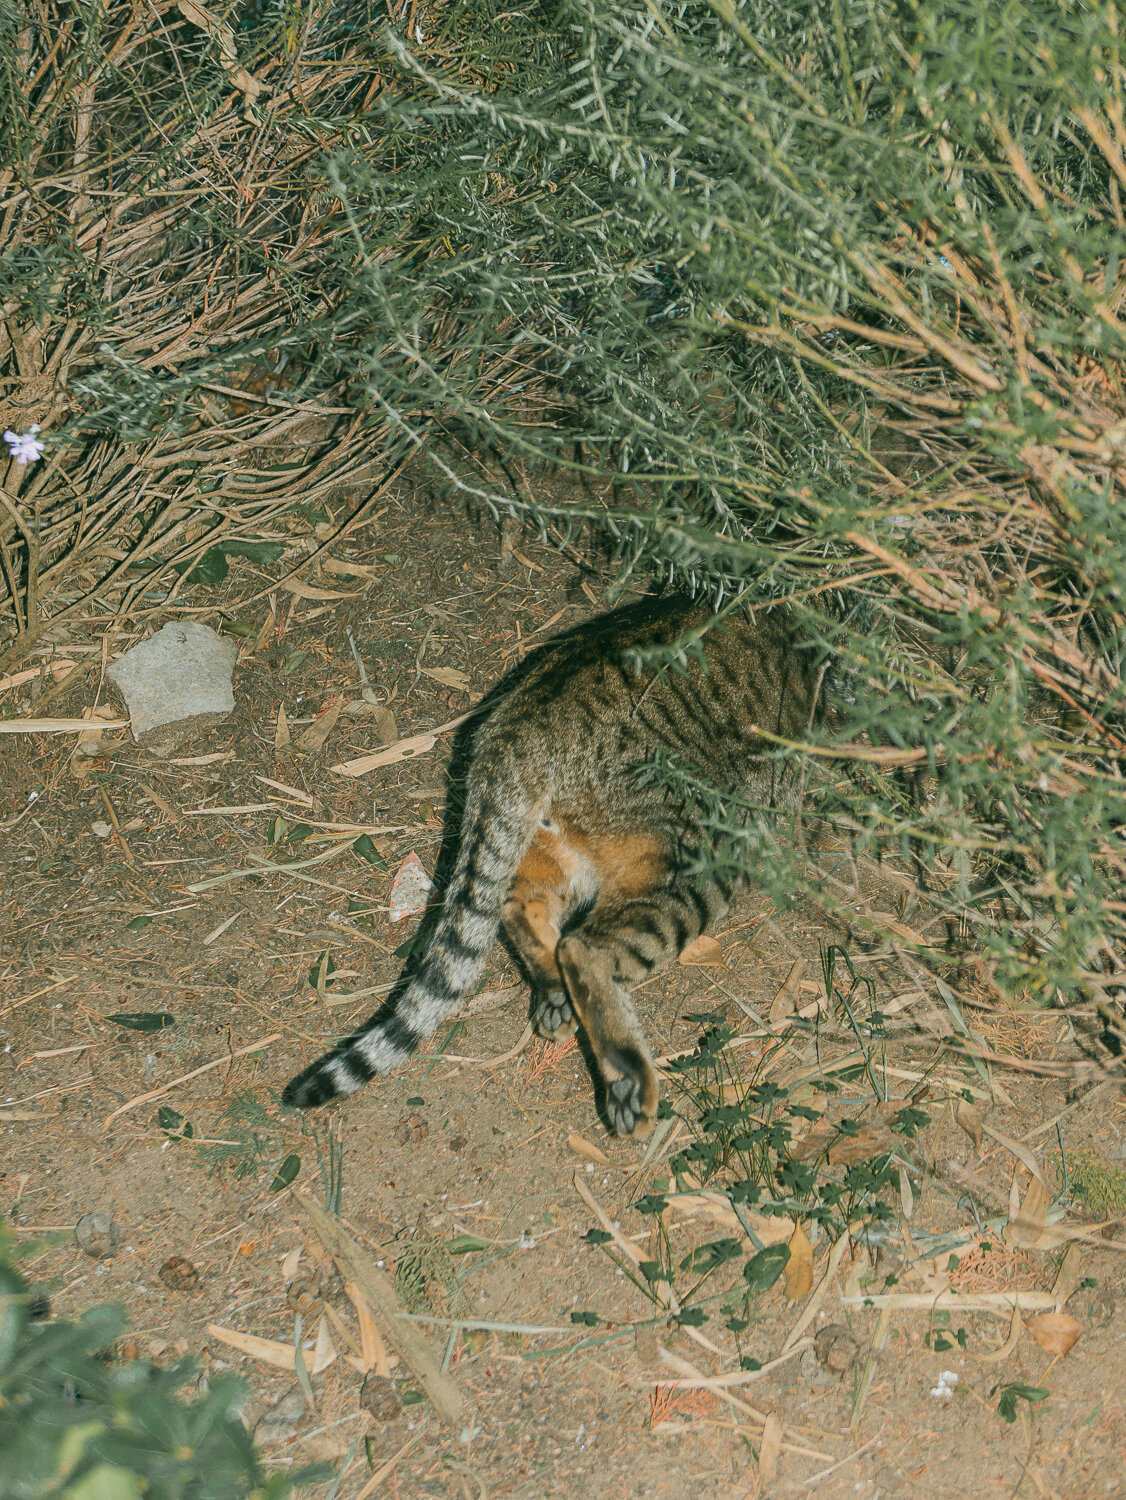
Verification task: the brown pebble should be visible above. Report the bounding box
[159,1255,200,1292]
[813,1322,859,1375]
[359,1372,402,1422]
[394,1111,429,1145]
[74,1212,120,1260]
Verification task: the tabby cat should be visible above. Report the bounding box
[282,595,822,1135]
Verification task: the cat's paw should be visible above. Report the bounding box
[532,988,576,1041]
[605,1073,655,1138]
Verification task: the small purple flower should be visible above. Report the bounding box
[4,425,44,464]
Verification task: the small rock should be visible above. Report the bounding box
[814,1323,860,1375]
[159,1255,200,1292]
[107,621,238,755]
[359,1372,402,1422]
[255,1386,308,1446]
[75,1211,120,1259]
[394,1111,429,1146]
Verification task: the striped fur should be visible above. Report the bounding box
[282,745,545,1107]
[282,594,822,1128]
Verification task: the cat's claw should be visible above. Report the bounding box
[533,989,576,1041]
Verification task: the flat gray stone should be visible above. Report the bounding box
[108,622,238,754]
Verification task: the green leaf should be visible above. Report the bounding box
[157,1106,194,1140]
[678,1237,742,1274]
[107,1012,175,1032]
[180,546,229,584]
[270,1154,301,1192]
[570,1310,600,1326]
[286,823,313,844]
[393,934,421,960]
[633,1194,668,1216]
[67,1462,142,1500]
[582,1229,613,1245]
[352,834,388,868]
[447,1234,490,1255]
[406,1096,424,1106]
[674,1307,709,1327]
[125,915,152,931]
[997,1383,1049,1423]
[638,1260,673,1284]
[308,952,336,988]
[743,1244,791,1293]
[399,1389,424,1405]
[220,540,285,564]
[286,503,331,528]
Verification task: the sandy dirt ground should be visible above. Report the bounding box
[2,475,1125,1499]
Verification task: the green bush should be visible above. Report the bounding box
[0,1227,326,1500]
[318,0,1126,1008]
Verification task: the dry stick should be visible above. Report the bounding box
[331,709,478,778]
[102,1032,281,1125]
[290,1191,466,1429]
[655,1338,813,1392]
[0,716,128,733]
[652,1349,838,1464]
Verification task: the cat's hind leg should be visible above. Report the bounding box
[557,873,729,1136]
[502,823,587,1041]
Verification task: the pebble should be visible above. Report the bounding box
[74,1211,120,1259]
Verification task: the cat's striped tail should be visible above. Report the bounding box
[281,745,542,1109]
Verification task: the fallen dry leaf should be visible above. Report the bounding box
[420,665,472,691]
[790,1120,898,1166]
[296,699,342,753]
[1005,1173,1055,1249]
[1051,1242,1084,1305]
[311,1314,336,1375]
[769,959,805,1022]
[345,1280,391,1376]
[321,556,382,580]
[1026,1312,1081,1357]
[280,578,359,601]
[678,934,725,967]
[207,1324,301,1371]
[758,1411,783,1484]
[274,704,290,753]
[956,1097,984,1152]
[567,1130,610,1165]
[783,1222,814,1300]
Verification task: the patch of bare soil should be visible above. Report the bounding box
[2,478,1125,1499]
